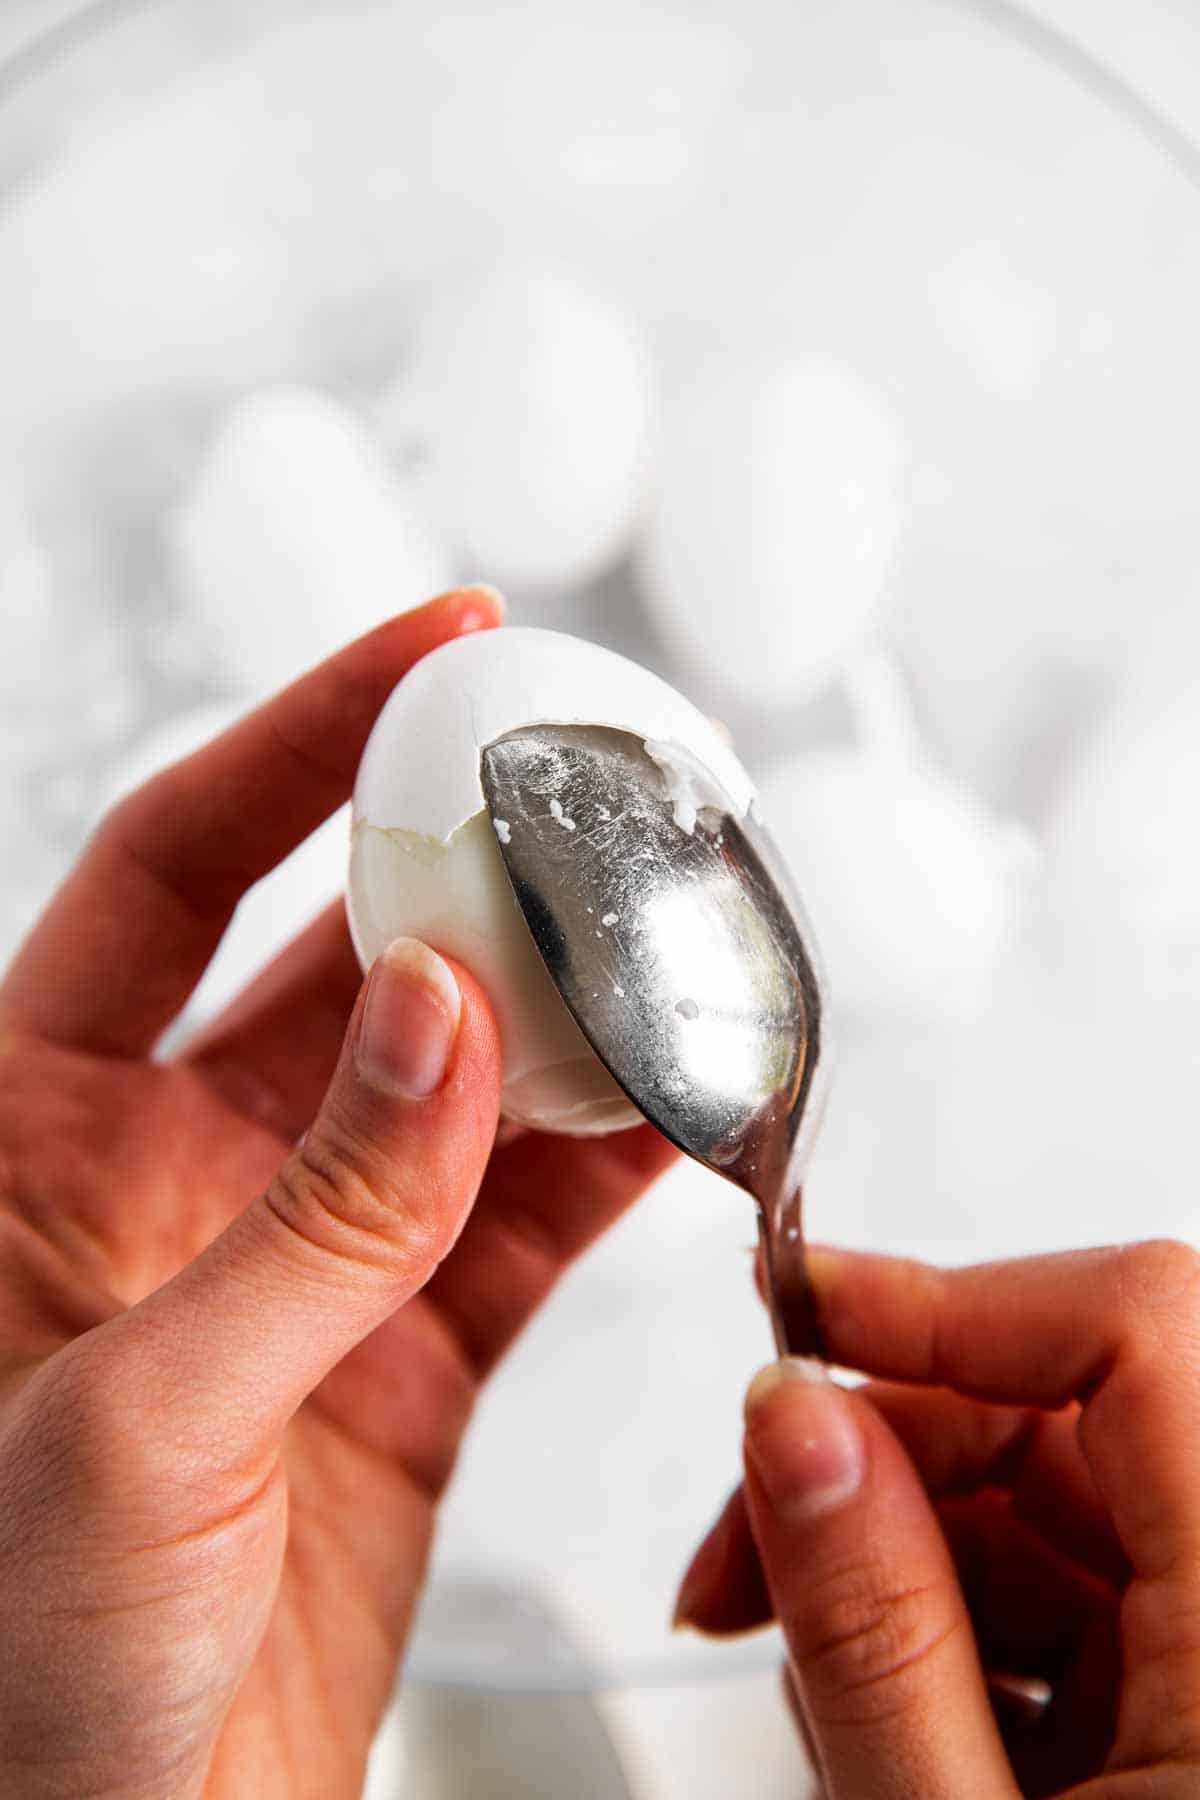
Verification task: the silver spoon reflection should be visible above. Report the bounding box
[480,721,828,1358]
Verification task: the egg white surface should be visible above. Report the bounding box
[348,627,756,1134]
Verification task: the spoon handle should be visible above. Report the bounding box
[756,1203,1054,1734]
[757,1191,825,1360]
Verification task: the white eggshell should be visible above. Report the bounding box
[348,627,755,1134]
[169,386,450,697]
[756,749,1033,1019]
[380,259,655,591]
[640,352,902,707]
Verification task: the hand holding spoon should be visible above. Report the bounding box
[481,721,1052,1730]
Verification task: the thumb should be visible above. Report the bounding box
[108,936,502,1464]
[742,1358,1018,1800]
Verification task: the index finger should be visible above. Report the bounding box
[0,588,503,1056]
[807,1237,1200,1773]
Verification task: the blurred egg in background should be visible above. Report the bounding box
[640,351,902,710]
[377,257,657,592]
[3,1,1200,1793]
[169,385,450,695]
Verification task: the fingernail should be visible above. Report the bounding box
[672,1532,721,1634]
[470,582,507,615]
[672,1568,706,1634]
[459,583,507,629]
[744,1357,865,1521]
[357,938,461,1098]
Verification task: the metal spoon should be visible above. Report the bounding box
[480,720,828,1358]
[481,721,1053,1732]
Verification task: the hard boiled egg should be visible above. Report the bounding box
[756,748,1035,1020]
[378,258,656,591]
[1046,677,1200,1000]
[640,351,902,708]
[169,386,450,697]
[347,626,755,1134]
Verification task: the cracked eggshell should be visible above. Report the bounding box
[347,626,755,1135]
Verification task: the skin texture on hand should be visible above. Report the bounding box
[676,1240,1200,1800]
[0,590,674,1800]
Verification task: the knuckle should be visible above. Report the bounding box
[265,1127,439,1277]
[793,1564,957,1722]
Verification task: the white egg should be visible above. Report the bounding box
[379,258,656,591]
[168,386,450,698]
[1045,679,1200,998]
[347,626,755,1135]
[756,749,1034,1019]
[639,351,902,708]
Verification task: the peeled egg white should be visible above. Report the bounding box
[347,627,755,1134]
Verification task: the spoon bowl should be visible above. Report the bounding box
[480,721,830,1355]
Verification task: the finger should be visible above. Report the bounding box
[0,588,503,1055]
[87,938,502,1468]
[938,1490,1120,1698]
[755,1245,1129,1584]
[293,1121,677,1486]
[806,1239,1200,1769]
[861,1382,1130,1589]
[683,1447,1129,1656]
[672,1383,1127,1642]
[417,1123,677,1378]
[181,900,361,1141]
[938,1492,1121,1792]
[672,1484,772,1637]
[741,1358,1018,1800]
